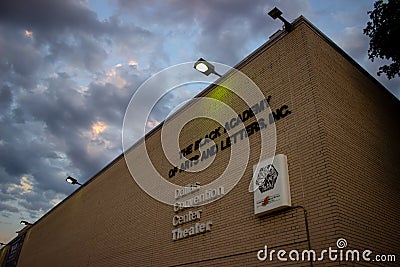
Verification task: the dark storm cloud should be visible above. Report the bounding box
[13,71,135,183]
[19,74,91,135]
[0,187,17,202]
[0,1,102,83]
[114,0,311,64]
[0,32,43,78]
[17,191,55,217]
[0,0,160,229]
[0,0,158,76]
[0,28,45,91]
[45,33,108,73]
[1,64,146,194]
[0,86,12,113]
[0,117,69,196]
[0,0,101,36]
[86,81,136,124]
[0,203,19,213]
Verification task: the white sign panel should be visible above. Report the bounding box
[253,154,291,216]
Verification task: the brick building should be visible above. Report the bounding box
[1,16,399,266]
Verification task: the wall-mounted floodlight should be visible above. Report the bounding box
[66,176,82,186]
[268,7,293,32]
[194,58,222,77]
[20,220,32,226]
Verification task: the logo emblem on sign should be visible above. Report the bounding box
[255,164,278,193]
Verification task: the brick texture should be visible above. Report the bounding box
[15,18,399,267]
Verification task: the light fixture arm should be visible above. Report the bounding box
[268,7,293,32]
[212,70,222,78]
[278,16,293,32]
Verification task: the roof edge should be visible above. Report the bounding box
[293,16,399,104]
[23,14,399,242]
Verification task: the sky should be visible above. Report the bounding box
[0,0,399,244]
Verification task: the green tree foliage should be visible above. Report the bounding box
[364,0,400,79]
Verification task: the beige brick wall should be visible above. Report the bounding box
[304,20,400,266]
[16,18,399,267]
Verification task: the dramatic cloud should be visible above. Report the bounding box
[114,0,312,65]
[0,0,159,242]
[0,203,19,213]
